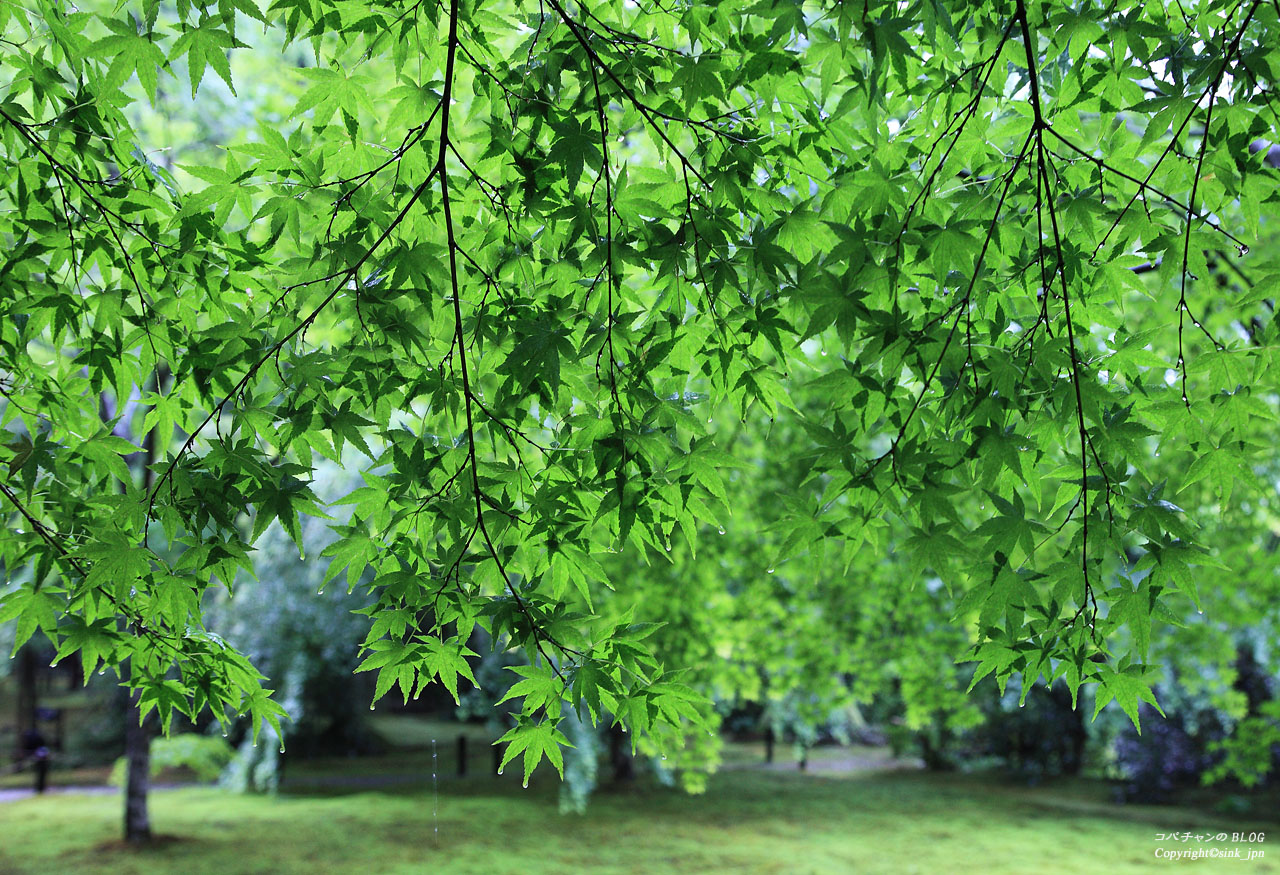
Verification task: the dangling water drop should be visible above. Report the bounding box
[766,567,774,574]
[717,527,725,535]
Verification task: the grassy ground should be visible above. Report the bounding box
[1,757,1277,874]
[4,704,1277,872]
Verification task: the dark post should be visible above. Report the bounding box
[19,724,50,794]
[457,734,467,777]
[493,741,503,776]
[33,748,49,794]
[764,726,775,764]
[799,744,808,772]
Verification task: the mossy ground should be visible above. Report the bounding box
[3,704,1275,873]
[2,745,1275,874]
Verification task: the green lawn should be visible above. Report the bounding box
[1,763,1275,874]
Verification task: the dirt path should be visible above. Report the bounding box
[0,782,196,803]
[0,748,924,802]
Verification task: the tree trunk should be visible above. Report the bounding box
[124,689,154,843]
[919,725,954,771]
[15,643,36,737]
[608,723,634,782]
[120,366,164,844]
[1050,681,1087,775]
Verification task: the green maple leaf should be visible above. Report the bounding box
[136,678,192,731]
[53,616,119,683]
[1092,662,1164,731]
[497,663,563,717]
[497,718,571,786]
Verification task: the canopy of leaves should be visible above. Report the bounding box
[1,0,1279,783]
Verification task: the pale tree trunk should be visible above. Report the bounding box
[121,375,162,843]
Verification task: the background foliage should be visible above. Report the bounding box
[2,0,1280,788]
